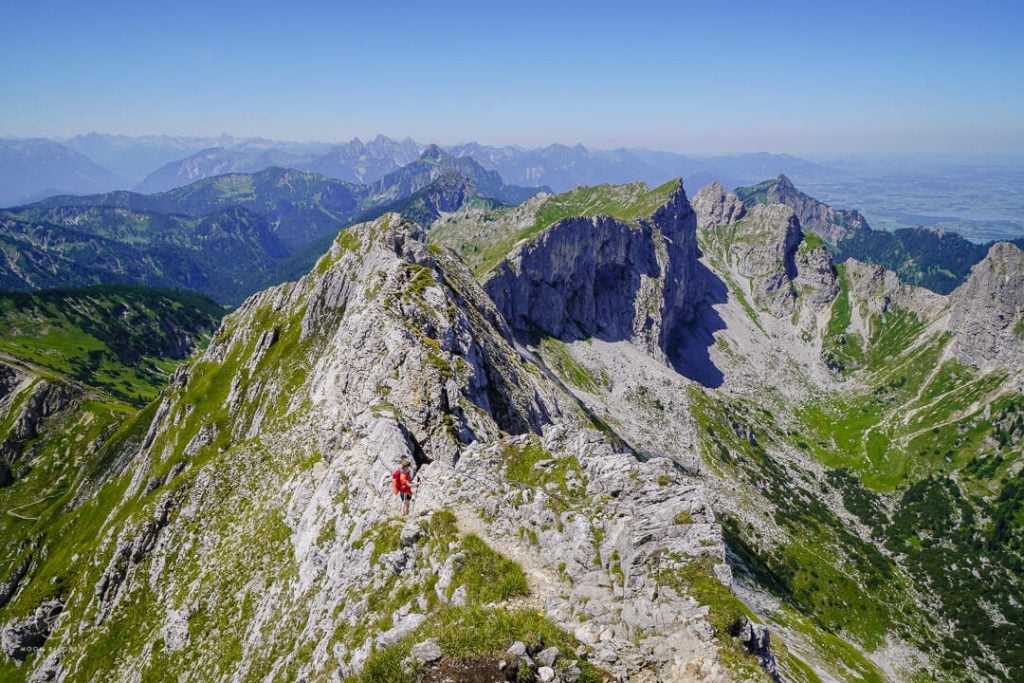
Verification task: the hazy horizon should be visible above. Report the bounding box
[5,132,1024,165]
[2,0,1022,155]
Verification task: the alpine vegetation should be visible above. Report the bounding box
[0,174,1021,683]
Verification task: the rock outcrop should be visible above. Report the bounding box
[0,363,81,474]
[699,199,839,318]
[483,181,701,362]
[843,258,947,319]
[692,181,746,230]
[725,204,802,317]
[735,174,870,243]
[949,241,1024,375]
[795,243,839,310]
[0,557,31,609]
[734,617,779,682]
[0,365,22,401]
[0,599,63,662]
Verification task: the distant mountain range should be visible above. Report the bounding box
[0,139,125,206]
[132,136,840,195]
[451,143,837,192]
[134,147,306,194]
[2,133,841,207]
[0,148,544,304]
[135,136,424,193]
[297,135,422,184]
[62,132,331,182]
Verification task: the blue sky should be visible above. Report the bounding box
[1,0,1022,153]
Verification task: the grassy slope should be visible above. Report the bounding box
[668,218,1021,677]
[802,296,1019,675]
[0,285,223,404]
[786,291,1023,676]
[0,285,225,682]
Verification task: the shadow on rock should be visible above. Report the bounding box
[667,262,726,388]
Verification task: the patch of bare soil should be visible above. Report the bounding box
[416,655,520,683]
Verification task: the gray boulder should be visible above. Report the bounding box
[409,637,443,664]
[399,524,423,548]
[536,645,560,667]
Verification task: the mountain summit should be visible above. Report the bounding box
[368,146,549,206]
[734,174,871,242]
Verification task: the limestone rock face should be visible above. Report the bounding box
[794,244,839,311]
[13,212,747,683]
[9,381,74,443]
[843,258,946,318]
[692,181,745,229]
[483,181,701,362]
[292,216,575,459]
[949,241,1024,375]
[728,204,802,317]
[703,202,840,317]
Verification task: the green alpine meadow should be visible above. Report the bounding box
[2,1,1023,681]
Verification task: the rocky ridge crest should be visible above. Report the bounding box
[4,213,754,682]
[735,174,870,243]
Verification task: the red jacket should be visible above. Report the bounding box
[392,469,412,495]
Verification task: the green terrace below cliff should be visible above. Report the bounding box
[0,285,222,404]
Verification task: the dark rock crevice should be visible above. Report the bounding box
[0,555,32,609]
[94,496,174,615]
[0,598,64,662]
[733,616,781,682]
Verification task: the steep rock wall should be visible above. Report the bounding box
[949,241,1024,377]
[483,181,702,362]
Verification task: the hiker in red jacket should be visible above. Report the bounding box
[392,460,415,515]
